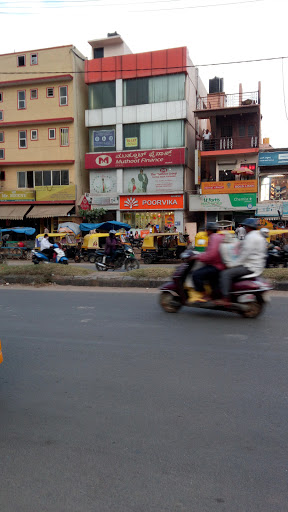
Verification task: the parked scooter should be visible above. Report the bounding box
[95,245,140,271]
[31,244,69,265]
[159,249,272,318]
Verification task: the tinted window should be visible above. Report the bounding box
[88,82,116,109]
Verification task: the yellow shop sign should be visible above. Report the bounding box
[125,137,138,147]
[0,190,35,201]
[35,185,76,202]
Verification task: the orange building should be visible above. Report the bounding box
[0,45,88,231]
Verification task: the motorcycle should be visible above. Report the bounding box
[159,249,272,318]
[95,244,140,271]
[31,244,69,265]
[266,243,288,268]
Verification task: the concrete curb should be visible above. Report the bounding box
[0,274,287,290]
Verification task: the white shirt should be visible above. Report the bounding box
[230,229,267,275]
[40,237,52,251]
[203,131,211,140]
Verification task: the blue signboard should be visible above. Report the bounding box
[93,129,115,148]
[258,152,288,166]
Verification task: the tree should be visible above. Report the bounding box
[78,207,107,223]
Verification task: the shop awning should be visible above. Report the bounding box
[26,205,73,219]
[0,204,30,220]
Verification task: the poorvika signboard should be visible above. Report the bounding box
[85,148,186,169]
[120,194,184,210]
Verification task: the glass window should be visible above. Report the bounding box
[17,55,25,67]
[52,170,60,185]
[30,53,38,65]
[123,120,184,150]
[19,130,27,148]
[35,171,42,186]
[89,125,116,152]
[18,172,26,187]
[31,130,38,140]
[0,92,2,102]
[59,86,68,106]
[94,48,104,59]
[260,175,288,201]
[47,88,54,98]
[43,171,51,186]
[18,90,26,109]
[27,171,33,188]
[0,111,3,121]
[30,89,38,99]
[248,125,255,136]
[49,128,56,140]
[0,149,4,159]
[60,128,69,146]
[88,82,116,109]
[124,74,185,106]
[0,132,4,143]
[123,124,140,149]
[61,170,69,185]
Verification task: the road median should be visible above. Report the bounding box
[0,264,287,290]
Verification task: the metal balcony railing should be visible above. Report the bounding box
[197,136,259,151]
[196,91,259,110]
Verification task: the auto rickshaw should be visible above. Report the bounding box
[35,233,77,259]
[267,229,288,247]
[141,233,187,264]
[194,228,236,252]
[81,232,130,262]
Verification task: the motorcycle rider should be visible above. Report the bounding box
[217,218,267,306]
[104,230,120,264]
[192,222,225,302]
[40,234,54,260]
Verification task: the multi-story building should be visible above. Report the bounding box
[0,45,88,232]
[256,148,288,225]
[84,34,206,234]
[189,79,261,228]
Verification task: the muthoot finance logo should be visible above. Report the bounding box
[95,155,112,167]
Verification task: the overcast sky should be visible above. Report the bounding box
[1,0,287,148]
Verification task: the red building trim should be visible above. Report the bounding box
[85,47,187,84]
[0,160,75,166]
[0,74,73,88]
[200,148,259,157]
[0,117,74,127]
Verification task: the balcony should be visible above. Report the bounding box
[197,136,259,152]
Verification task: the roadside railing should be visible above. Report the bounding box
[196,91,259,110]
[197,136,259,151]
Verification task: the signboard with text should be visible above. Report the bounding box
[189,193,256,211]
[120,194,184,210]
[0,190,35,201]
[93,129,115,148]
[258,152,288,166]
[124,166,183,194]
[85,148,186,169]
[35,185,75,202]
[201,180,257,194]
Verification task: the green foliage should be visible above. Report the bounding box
[78,207,107,223]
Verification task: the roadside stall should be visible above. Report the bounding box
[0,227,36,260]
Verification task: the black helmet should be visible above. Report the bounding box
[206,222,219,233]
[242,218,259,230]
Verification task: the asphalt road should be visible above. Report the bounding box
[0,288,287,512]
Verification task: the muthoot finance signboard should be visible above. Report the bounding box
[120,194,184,210]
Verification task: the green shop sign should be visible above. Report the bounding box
[229,193,256,209]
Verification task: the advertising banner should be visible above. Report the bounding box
[85,147,186,169]
[189,193,256,211]
[120,194,184,210]
[0,190,35,201]
[89,170,117,194]
[35,185,75,202]
[201,180,257,194]
[125,137,138,147]
[255,201,282,217]
[258,152,288,166]
[93,129,115,148]
[124,166,183,194]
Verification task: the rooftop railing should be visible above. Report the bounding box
[196,91,259,110]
